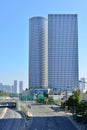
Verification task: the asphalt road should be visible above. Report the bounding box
[29,101,78,130]
[0,108,4,113]
[0,108,25,130]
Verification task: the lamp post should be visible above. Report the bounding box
[79,80,87,84]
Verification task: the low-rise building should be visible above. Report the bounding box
[80,93,87,101]
[79,78,87,93]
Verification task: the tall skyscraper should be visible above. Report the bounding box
[12,80,17,93]
[19,81,23,93]
[29,14,79,92]
[48,14,78,91]
[29,17,48,89]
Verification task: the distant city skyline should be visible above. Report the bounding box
[0,0,87,89]
[0,80,24,93]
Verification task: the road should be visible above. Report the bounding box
[0,108,4,113]
[29,101,78,130]
[0,108,25,130]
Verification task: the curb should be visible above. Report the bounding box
[26,112,33,128]
[68,115,79,130]
[28,114,33,128]
[20,111,33,129]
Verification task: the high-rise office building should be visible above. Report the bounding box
[29,14,79,92]
[48,14,78,91]
[19,81,23,93]
[29,17,48,89]
[0,83,3,90]
[12,80,17,93]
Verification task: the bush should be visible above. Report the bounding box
[73,113,77,120]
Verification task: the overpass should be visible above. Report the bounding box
[0,101,16,108]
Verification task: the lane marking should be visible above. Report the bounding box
[0,108,8,119]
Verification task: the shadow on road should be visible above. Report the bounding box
[0,118,24,130]
[29,116,78,130]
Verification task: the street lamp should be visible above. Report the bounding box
[79,80,87,84]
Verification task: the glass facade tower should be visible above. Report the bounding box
[48,14,78,91]
[29,17,48,89]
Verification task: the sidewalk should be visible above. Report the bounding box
[50,105,87,130]
[65,112,87,130]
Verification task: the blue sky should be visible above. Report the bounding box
[0,0,87,89]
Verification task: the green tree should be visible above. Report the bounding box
[67,90,81,113]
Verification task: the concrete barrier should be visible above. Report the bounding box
[16,101,32,128]
[16,102,31,115]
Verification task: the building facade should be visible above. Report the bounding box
[29,17,48,89]
[48,14,78,91]
[79,78,87,93]
[12,80,17,94]
[29,14,79,92]
[19,81,23,93]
